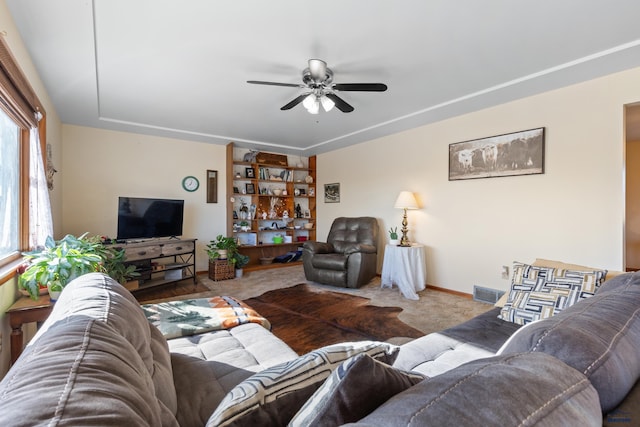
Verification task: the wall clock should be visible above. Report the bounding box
[182,176,199,192]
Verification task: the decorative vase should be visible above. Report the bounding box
[47,282,62,302]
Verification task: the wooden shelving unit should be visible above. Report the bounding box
[226,143,316,271]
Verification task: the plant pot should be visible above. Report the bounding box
[47,282,62,303]
[217,249,228,260]
[389,239,400,246]
[235,268,244,278]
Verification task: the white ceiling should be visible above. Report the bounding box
[7,0,640,155]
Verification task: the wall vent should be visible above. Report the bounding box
[473,285,505,304]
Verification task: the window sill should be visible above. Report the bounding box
[0,255,23,286]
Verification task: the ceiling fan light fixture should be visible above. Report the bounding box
[307,97,320,114]
[302,93,316,110]
[320,95,335,112]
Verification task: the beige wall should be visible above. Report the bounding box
[318,66,640,294]
[61,125,228,272]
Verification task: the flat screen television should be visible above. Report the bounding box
[117,197,184,240]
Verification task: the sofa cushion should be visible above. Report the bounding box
[290,353,424,427]
[499,262,606,324]
[392,332,494,377]
[206,341,399,427]
[0,273,178,426]
[169,323,298,427]
[0,315,177,426]
[346,353,601,427]
[500,272,640,412]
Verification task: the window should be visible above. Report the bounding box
[0,108,20,260]
[0,36,49,281]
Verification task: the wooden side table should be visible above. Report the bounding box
[7,295,52,364]
[380,243,427,300]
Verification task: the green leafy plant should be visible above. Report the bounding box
[102,247,140,285]
[206,235,250,268]
[233,252,250,269]
[389,227,398,240]
[19,233,105,300]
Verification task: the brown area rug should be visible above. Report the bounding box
[244,283,424,355]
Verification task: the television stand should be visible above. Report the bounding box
[115,238,197,292]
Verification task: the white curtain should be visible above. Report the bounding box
[28,124,53,249]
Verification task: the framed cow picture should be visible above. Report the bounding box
[448,127,545,181]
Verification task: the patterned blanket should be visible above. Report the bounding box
[142,296,271,339]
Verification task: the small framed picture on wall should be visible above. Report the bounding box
[324,183,340,203]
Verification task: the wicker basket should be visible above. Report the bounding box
[208,260,235,281]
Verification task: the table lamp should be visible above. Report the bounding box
[394,191,418,247]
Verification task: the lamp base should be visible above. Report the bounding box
[400,208,410,246]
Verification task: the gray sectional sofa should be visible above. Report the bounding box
[0,269,639,426]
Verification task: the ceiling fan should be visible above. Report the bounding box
[247,59,388,114]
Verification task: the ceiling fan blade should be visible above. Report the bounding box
[280,94,309,110]
[247,80,302,88]
[325,93,354,113]
[333,83,388,92]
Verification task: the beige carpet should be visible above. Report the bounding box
[148,265,492,337]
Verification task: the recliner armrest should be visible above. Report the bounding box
[303,241,334,254]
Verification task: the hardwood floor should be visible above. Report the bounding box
[132,279,208,303]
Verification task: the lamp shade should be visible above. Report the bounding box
[394,191,418,209]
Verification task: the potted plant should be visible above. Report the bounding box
[102,246,140,289]
[206,235,239,261]
[18,233,105,301]
[389,227,400,246]
[206,235,246,280]
[232,252,250,278]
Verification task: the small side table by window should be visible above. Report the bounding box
[381,243,427,300]
[7,295,52,364]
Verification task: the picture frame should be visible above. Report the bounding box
[206,170,218,203]
[449,127,545,181]
[245,183,256,194]
[324,183,340,203]
[233,186,239,194]
[299,188,306,196]
[245,167,255,179]
[303,209,311,218]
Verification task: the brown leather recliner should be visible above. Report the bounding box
[302,217,379,288]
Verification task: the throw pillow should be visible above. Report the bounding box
[205,341,399,427]
[289,353,425,427]
[498,262,607,325]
